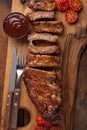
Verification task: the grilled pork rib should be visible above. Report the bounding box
[33,21,64,34]
[29,43,60,55]
[25,80,61,120]
[28,0,56,11]
[28,33,60,54]
[23,0,62,122]
[24,67,58,85]
[24,49,62,121]
[26,53,61,68]
[28,33,58,43]
[24,33,62,121]
[27,11,55,21]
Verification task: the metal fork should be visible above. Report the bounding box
[9,47,26,130]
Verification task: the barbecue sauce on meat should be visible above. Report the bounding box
[3,13,29,38]
[24,0,62,122]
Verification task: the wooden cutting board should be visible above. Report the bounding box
[1,0,87,130]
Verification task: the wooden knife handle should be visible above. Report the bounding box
[4,92,13,130]
[9,88,20,130]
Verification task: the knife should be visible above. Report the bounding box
[9,46,20,130]
[4,46,17,130]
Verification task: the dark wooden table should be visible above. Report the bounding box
[0,0,11,119]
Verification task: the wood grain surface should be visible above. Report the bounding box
[0,0,87,130]
[63,30,87,130]
[73,46,87,130]
[0,0,11,125]
[4,92,13,130]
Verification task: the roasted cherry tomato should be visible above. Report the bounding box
[34,126,47,130]
[65,9,78,23]
[36,116,52,127]
[36,116,44,125]
[69,0,83,12]
[56,0,69,11]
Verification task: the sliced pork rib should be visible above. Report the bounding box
[33,21,64,34]
[24,67,58,85]
[27,11,55,21]
[29,44,60,55]
[26,53,61,68]
[28,33,58,43]
[28,0,56,11]
[25,80,61,120]
[28,33,60,54]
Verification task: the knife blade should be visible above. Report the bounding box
[9,46,17,92]
[4,46,17,130]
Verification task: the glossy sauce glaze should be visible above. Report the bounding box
[3,12,29,38]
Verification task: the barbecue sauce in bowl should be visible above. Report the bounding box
[3,12,29,39]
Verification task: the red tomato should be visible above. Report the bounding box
[56,0,69,11]
[69,0,83,12]
[36,116,52,127]
[36,116,44,125]
[65,9,78,23]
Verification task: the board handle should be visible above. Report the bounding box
[18,81,37,130]
[4,92,13,130]
[9,89,20,130]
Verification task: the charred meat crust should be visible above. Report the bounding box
[27,11,55,21]
[25,80,61,120]
[28,0,56,11]
[26,53,61,68]
[23,0,62,121]
[24,67,58,85]
[33,21,64,34]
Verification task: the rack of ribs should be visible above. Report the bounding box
[24,0,63,122]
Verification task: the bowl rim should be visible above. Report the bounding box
[3,12,29,39]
